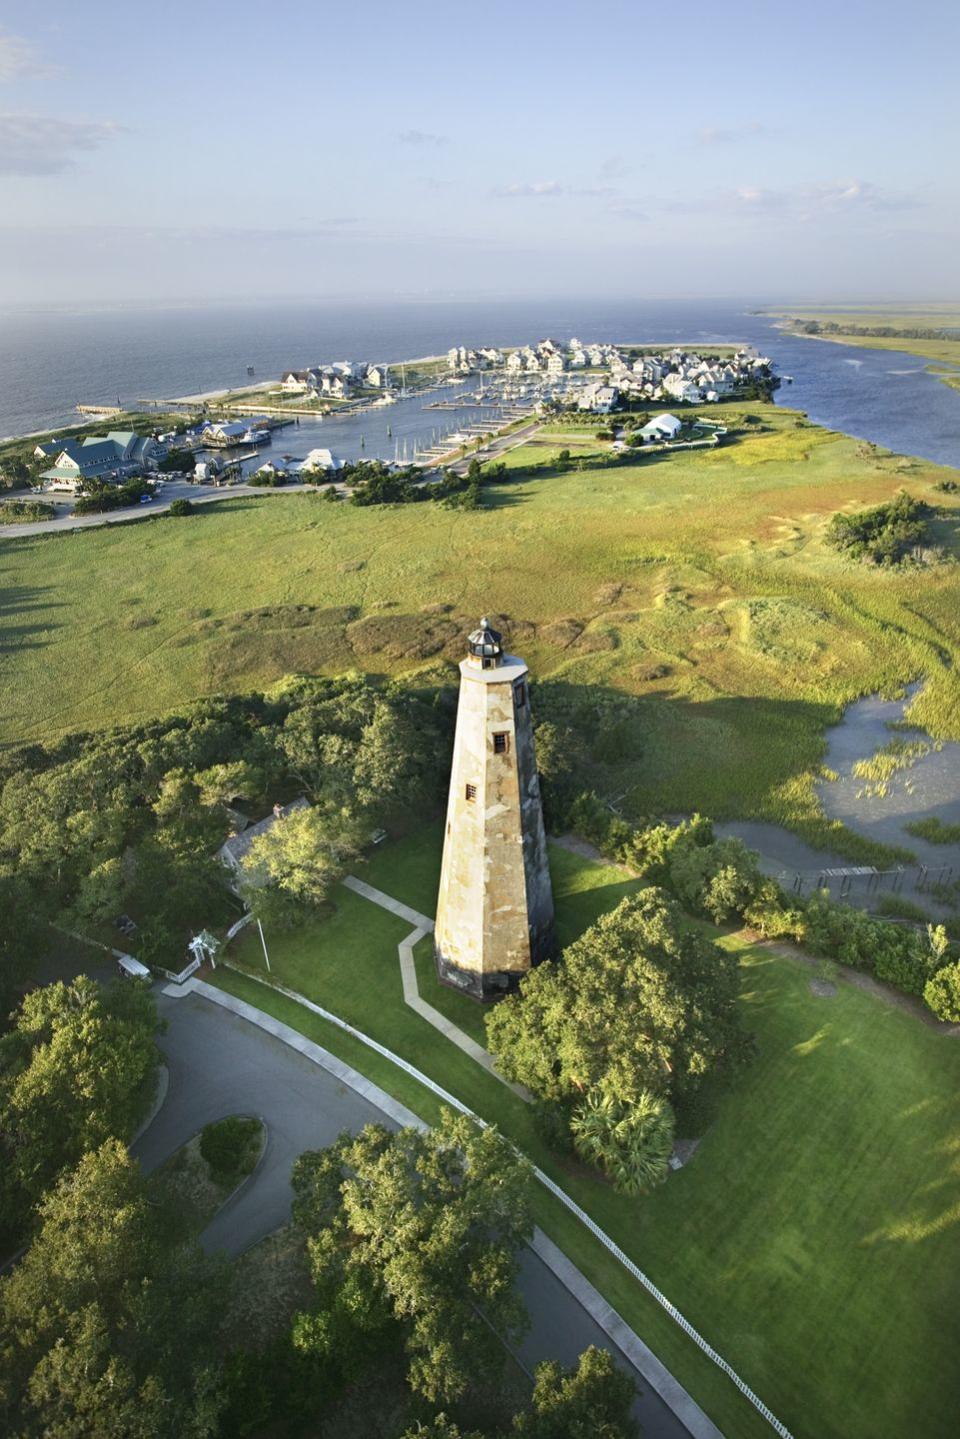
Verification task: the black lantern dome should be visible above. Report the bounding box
[467,616,503,664]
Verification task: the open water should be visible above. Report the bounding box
[1,298,959,466]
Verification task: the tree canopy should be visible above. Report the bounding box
[0,976,159,1246]
[486,888,749,1112]
[0,1140,226,1439]
[291,1110,533,1405]
[0,674,451,983]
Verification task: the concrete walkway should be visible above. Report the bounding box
[342,874,528,1096]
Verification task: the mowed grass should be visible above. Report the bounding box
[3,402,960,852]
[220,836,960,1439]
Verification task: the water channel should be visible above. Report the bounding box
[718,686,960,917]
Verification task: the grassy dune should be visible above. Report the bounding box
[1,403,959,854]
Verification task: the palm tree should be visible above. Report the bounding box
[571,1090,674,1195]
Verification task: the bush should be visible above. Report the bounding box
[570,1090,674,1195]
[0,499,55,523]
[825,490,931,565]
[168,497,194,516]
[199,1115,262,1184]
[924,962,960,1021]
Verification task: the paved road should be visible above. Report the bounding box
[0,478,319,539]
[136,986,693,1438]
[446,418,542,475]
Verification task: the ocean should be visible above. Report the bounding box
[1,298,958,467]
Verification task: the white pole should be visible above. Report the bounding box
[257,919,271,973]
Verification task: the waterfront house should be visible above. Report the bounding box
[253,459,288,480]
[204,420,249,446]
[364,365,389,388]
[300,447,344,473]
[281,370,311,392]
[39,431,157,491]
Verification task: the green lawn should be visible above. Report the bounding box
[221,836,960,1439]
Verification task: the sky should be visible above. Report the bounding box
[0,0,956,306]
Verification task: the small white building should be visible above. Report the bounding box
[300,447,343,473]
[253,459,288,480]
[639,413,683,442]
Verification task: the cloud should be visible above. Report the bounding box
[493,180,618,200]
[0,113,122,175]
[494,179,565,197]
[0,30,50,81]
[661,178,921,221]
[397,128,448,146]
[697,120,772,145]
[418,176,454,192]
[598,154,631,181]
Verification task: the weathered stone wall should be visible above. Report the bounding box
[435,654,555,998]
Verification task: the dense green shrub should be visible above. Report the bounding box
[804,894,950,996]
[168,497,194,516]
[200,1115,262,1184]
[825,490,931,565]
[924,962,960,1021]
[0,499,55,523]
[570,1089,674,1195]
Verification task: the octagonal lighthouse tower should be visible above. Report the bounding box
[435,618,555,999]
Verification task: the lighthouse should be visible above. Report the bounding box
[434,618,555,999]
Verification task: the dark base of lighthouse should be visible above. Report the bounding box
[434,923,557,1003]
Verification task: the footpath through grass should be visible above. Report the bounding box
[217,831,960,1439]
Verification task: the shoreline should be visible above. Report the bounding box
[2,341,750,447]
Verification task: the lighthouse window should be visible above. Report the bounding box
[465,783,477,801]
[493,732,510,755]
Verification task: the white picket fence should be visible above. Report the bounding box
[221,959,794,1439]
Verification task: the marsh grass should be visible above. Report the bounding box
[2,402,960,859]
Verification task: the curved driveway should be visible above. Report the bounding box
[135,985,699,1439]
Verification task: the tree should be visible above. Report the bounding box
[924,960,960,1021]
[570,1090,674,1195]
[533,720,589,831]
[168,497,195,515]
[402,1419,482,1439]
[0,977,159,1242]
[0,1141,226,1438]
[240,805,364,919]
[486,889,749,1114]
[291,1110,533,1404]
[667,835,763,923]
[512,1347,638,1439]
